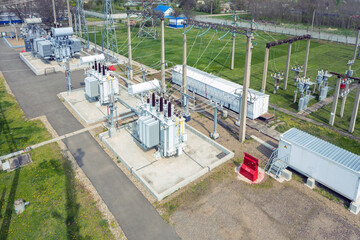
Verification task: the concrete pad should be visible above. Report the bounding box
[20,51,87,75]
[350,201,360,215]
[60,87,141,125]
[306,177,316,189]
[100,124,234,200]
[235,165,266,184]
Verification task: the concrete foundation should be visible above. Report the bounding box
[20,51,87,76]
[306,177,316,189]
[349,200,360,215]
[60,86,141,125]
[100,124,234,200]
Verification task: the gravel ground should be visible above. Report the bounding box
[164,111,360,240]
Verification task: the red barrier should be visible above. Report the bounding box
[239,152,259,182]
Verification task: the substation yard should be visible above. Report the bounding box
[57,63,360,239]
[90,21,360,139]
[3,15,360,239]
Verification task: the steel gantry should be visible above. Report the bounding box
[76,0,89,49]
[103,0,118,57]
[328,72,360,133]
[261,34,311,93]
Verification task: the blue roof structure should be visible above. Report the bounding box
[154,5,172,12]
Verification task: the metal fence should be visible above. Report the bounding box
[196,16,358,45]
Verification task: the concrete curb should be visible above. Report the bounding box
[3,37,24,48]
[100,124,235,201]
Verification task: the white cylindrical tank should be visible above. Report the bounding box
[25,18,42,24]
[128,79,160,95]
[80,54,105,64]
[52,27,73,37]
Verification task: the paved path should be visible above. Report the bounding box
[0,39,179,240]
[196,16,358,45]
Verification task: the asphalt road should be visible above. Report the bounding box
[0,40,179,240]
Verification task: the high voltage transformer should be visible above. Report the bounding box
[21,18,46,53]
[129,85,187,158]
[82,55,120,105]
[33,27,81,60]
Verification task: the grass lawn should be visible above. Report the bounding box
[85,16,103,22]
[0,77,114,239]
[89,21,360,137]
[308,87,360,138]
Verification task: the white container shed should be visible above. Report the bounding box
[278,128,360,203]
[172,65,269,119]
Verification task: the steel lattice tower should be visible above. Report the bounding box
[103,0,118,56]
[138,0,158,39]
[76,0,89,48]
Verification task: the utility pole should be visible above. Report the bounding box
[161,17,166,94]
[261,47,270,93]
[52,0,57,27]
[66,0,72,27]
[239,29,253,142]
[353,28,360,62]
[303,38,311,76]
[329,76,341,126]
[349,83,360,133]
[127,14,133,81]
[230,14,236,70]
[283,42,292,90]
[182,23,187,106]
[329,72,360,129]
[311,10,315,31]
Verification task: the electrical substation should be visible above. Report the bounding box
[3,1,360,238]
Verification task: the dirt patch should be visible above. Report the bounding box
[6,38,25,47]
[155,107,360,240]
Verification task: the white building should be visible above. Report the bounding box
[172,65,269,120]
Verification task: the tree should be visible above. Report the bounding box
[178,0,196,18]
[3,0,67,27]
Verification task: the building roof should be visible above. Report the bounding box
[173,65,268,101]
[154,5,173,12]
[281,128,360,173]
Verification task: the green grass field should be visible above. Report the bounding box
[89,21,360,137]
[0,78,114,239]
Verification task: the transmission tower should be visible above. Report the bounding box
[76,0,89,48]
[138,0,158,39]
[103,0,118,56]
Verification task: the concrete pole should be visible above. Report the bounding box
[353,29,360,62]
[283,42,292,90]
[230,14,236,70]
[231,33,235,70]
[127,16,133,81]
[66,0,72,27]
[161,18,165,94]
[239,34,253,142]
[303,39,310,76]
[182,24,187,106]
[340,83,350,118]
[349,83,360,133]
[52,0,57,27]
[261,47,270,93]
[329,76,341,126]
